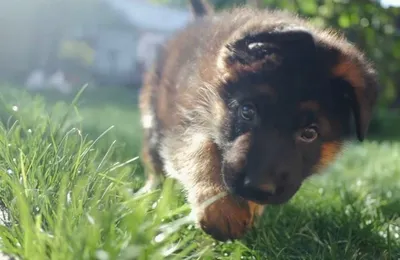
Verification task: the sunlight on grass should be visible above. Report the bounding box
[0,85,397,259]
[0,86,204,260]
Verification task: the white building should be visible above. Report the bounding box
[91,0,192,86]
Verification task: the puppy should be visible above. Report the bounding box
[138,0,379,241]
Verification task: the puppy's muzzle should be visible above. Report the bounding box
[243,176,277,196]
[232,173,300,205]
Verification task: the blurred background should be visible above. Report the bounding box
[0,0,399,137]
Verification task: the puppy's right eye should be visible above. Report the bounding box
[239,103,257,121]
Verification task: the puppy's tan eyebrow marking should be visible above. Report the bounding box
[254,85,275,96]
[299,101,320,111]
[252,85,277,103]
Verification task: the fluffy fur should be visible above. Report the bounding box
[138,2,379,241]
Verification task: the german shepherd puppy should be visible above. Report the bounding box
[138,0,379,241]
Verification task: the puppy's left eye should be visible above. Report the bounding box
[298,125,319,143]
[239,103,256,121]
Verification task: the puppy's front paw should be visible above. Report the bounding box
[195,194,260,241]
[135,174,161,195]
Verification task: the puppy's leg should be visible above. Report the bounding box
[136,128,165,195]
[137,135,164,194]
[138,168,162,195]
[137,71,166,195]
[161,133,263,241]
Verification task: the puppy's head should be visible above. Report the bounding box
[201,18,379,206]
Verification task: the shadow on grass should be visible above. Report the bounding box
[242,192,400,259]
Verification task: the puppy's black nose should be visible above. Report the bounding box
[242,177,277,197]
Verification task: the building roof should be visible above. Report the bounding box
[104,0,192,32]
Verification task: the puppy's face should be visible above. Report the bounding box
[220,79,349,205]
[208,26,378,206]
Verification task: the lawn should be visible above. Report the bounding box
[0,84,398,260]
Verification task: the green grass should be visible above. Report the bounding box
[0,84,398,260]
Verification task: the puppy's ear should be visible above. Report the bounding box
[189,0,213,18]
[224,27,317,69]
[331,64,379,142]
[351,82,379,142]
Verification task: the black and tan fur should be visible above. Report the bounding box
[138,1,379,241]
